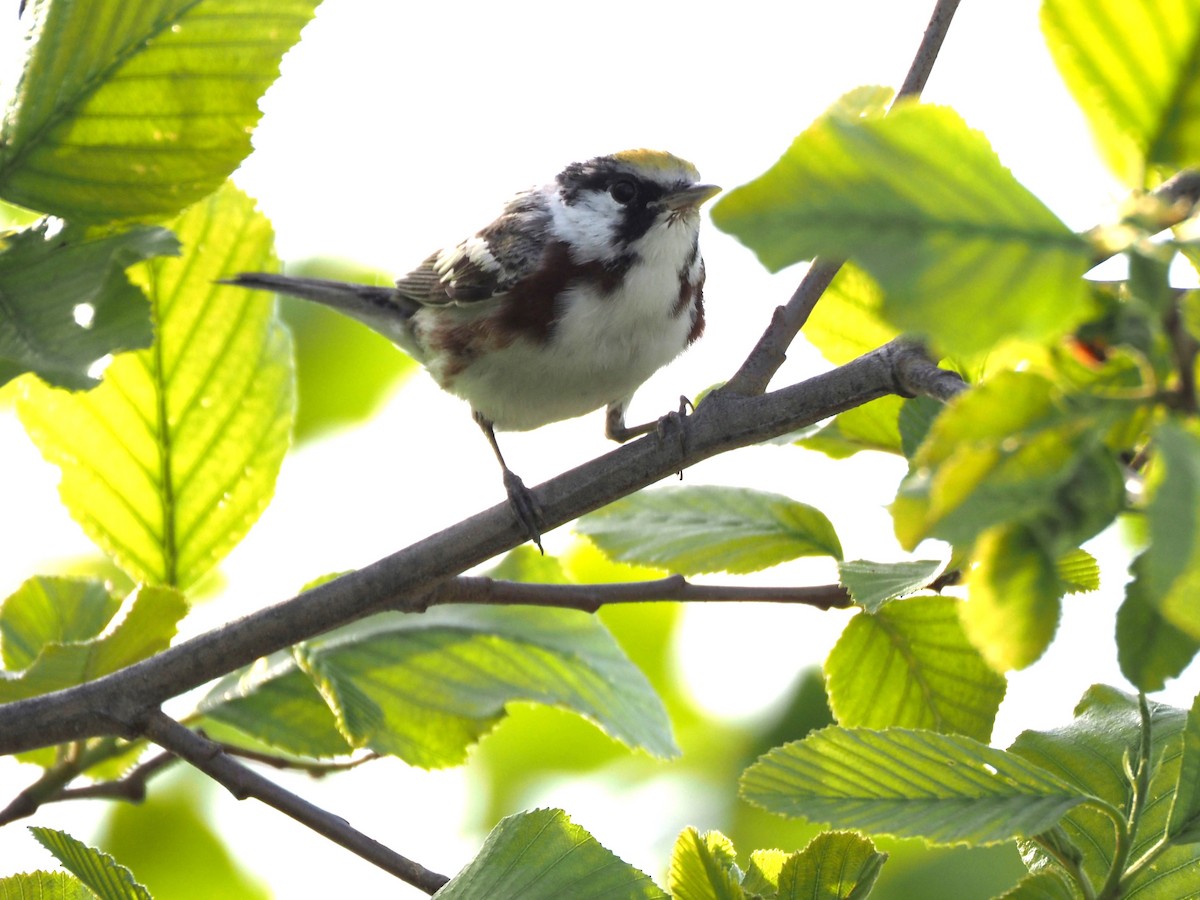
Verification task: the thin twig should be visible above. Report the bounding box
[419,574,854,613]
[140,711,450,895]
[723,0,964,397]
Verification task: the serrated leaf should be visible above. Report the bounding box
[18,183,293,590]
[712,101,1091,358]
[1057,548,1100,594]
[962,524,1064,672]
[798,396,905,459]
[742,849,788,894]
[740,727,1086,846]
[0,871,93,899]
[202,605,677,767]
[1011,686,1200,896]
[994,871,1079,900]
[577,486,842,575]
[667,828,743,900]
[0,0,320,220]
[781,831,886,900]
[1142,422,1200,638]
[0,575,121,670]
[0,220,178,388]
[837,558,943,611]
[1117,552,1199,692]
[826,596,1006,741]
[434,809,666,900]
[0,584,187,702]
[1042,0,1200,185]
[29,828,150,900]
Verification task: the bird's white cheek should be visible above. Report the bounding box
[549,195,620,263]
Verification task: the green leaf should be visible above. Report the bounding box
[577,486,842,575]
[202,605,677,767]
[0,0,320,220]
[0,871,93,899]
[712,101,1092,358]
[1057,548,1100,594]
[667,828,743,900]
[961,524,1064,672]
[781,831,887,900]
[803,262,899,365]
[1042,0,1200,185]
[836,558,943,611]
[1169,692,1200,843]
[825,596,1006,741]
[1117,552,1200,692]
[29,827,150,900]
[893,372,1125,552]
[741,849,788,894]
[18,183,293,590]
[1141,422,1200,638]
[798,396,905,459]
[740,727,1086,846]
[1012,687,1200,896]
[434,808,666,900]
[0,584,187,702]
[0,575,121,670]
[0,220,178,388]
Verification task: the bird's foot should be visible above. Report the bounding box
[656,396,693,478]
[502,467,544,553]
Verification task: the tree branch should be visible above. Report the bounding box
[139,711,450,894]
[722,0,963,396]
[0,339,943,756]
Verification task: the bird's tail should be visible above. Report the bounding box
[221,273,420,345]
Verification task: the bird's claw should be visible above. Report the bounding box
[655,395,692,478]
[502,468,544,553]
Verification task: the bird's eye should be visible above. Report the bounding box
[609,179,637,205]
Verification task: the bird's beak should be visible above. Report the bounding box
[662,183,722,211]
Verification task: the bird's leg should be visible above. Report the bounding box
[474,411,544,552]
[605,398,692,478]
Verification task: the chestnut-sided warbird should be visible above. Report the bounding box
[225,150,720,548]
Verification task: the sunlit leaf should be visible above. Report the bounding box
[202,605,676,767]
[0,0,320,220]
[0,871,93,899]
[836,558,943,611]
[577,486,842,575]
[781,831,887,900]
[1170,692,1200,843]
[0,220,177,388]
[803,262,898,365]
[741,727,1087,846]
[18,183,293,590]
[962,524,1064,672]
[1011,686,1200,895]
[436,809,666,900]
[826,596,1006,740]
[0,584,187,702]
[0,575,120,670]
[667,828,743,900]
[712,101,1091,357]
[1042,0,1200,185]
[798,396,905,459]
[29,828,150,900]
[994,871,1079,900]
[1057,548,1100,594]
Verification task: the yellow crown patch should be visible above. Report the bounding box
[611,148,700,180]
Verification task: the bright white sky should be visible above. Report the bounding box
[1,1,1195,895]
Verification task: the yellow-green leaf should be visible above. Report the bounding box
[18,183,293,590]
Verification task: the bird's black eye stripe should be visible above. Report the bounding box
[609,178,637,205]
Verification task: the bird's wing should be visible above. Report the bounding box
[394,192,550,306]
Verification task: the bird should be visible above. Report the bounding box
[224,149,720,550]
